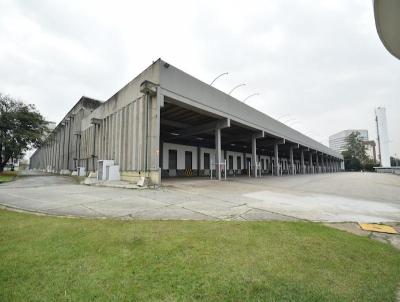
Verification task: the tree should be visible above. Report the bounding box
[390,156,400,167]
[0,93,50,172]
[341,131,369,171]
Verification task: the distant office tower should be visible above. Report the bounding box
[375,107,390,167]
[329,130,369,152]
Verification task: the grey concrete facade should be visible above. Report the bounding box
[30,59,343,184]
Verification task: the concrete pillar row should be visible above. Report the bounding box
[289,146,295,175]
[251,135,257,177]
[325,155,328,173]
[300,150,305,174]
[215,127,222,180]
[274,143,279,176]
[321,154,324,173]
[326,156,329,173]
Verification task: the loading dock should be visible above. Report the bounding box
[30,59,343,184]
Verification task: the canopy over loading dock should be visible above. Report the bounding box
[30,59,343,184]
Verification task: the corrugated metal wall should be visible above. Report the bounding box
[30,95,159,175]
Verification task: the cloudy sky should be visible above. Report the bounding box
[1,0,399,156]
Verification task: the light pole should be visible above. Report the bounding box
[228,83,246,95]
[242,93,260,103]
[210,72,228,86]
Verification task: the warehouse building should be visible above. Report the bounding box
[30,59,344,185]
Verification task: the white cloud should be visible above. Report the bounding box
[0,0,399,155]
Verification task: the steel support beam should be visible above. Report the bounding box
[289,145,295,175]
[214,118,231,181]
[274,143,279,176]
[251,131,264,177]
[215,127,222,180]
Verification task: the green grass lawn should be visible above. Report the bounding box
[0,175,13,182]
[0,210,399,301]
[0,171,17,183]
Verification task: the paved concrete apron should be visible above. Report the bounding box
[0,172,399,222]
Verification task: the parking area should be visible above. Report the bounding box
[0,172,399,222]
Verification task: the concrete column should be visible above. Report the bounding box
[148,93,160,174]
[300,149,305,174]
[215,127,222,180]
[62,124,67,170]
[309,152,313,174]
[77,134,81,169]
[251,135,257,177]
[320,155,323,172]
[315,152,319,173]
[326,156,329,173]
[274,143,279,176]
[67,119,72,170]
[57,130,62,171]
[92,125,97,172]
[159,140,163,170]
[197,145,200,176]
[289,145,294,175]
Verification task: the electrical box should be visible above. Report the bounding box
[106,165,120,181]
[97,160,115,181]
[97,160,120,181]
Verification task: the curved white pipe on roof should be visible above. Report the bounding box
[373,0,400,60]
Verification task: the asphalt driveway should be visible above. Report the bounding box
[0,172,399,222]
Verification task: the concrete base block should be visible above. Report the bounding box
[88,171,97,178]
[60,169,71,175]
[137,177,146,187]
[121,170,161,186]
[71,171,78,176]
